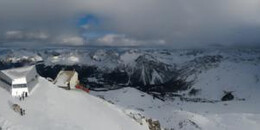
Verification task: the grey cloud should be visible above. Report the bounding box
[96,34,165,46]
[57,36,85,46]
[4,30,49,41]
[0,0,260,47]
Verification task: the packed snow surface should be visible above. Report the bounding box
[0,77,148,130]
[91,87,260,130]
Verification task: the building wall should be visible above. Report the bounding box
[26,66,39,92]
[11,87,29,97]
[0,79,11,92]
[0,65,39,96]
[12,77,27,85]
[69,72,79,89]
[0,70,28,96]
[27,76,38,93]
[26,66,38,82]
[12,78,28,97]
[54,71,63,82]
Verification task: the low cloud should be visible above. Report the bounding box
[97,34,165,46]
[4,30,49,41]
[57,36,85,46]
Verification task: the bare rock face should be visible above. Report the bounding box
[221,91,234,101]
[130,54,175,86]
[146,119,161,130]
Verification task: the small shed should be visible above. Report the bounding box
[54,70,79,90]
[0,65,39,97]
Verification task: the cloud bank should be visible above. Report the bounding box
[0,0,260,47]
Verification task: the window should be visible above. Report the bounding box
[12,84,27,88]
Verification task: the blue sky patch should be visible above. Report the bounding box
[78,14,99,27]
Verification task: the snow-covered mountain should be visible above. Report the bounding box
[0,77,148,130]
[1,48,259,99]
[0,47,260,130]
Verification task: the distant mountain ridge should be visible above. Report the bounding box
[0,48,259,101]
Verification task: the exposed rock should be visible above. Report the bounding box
[188,88,201,96]
[221,91,234,101]
[146,119,161,130]
[127,112,146,126]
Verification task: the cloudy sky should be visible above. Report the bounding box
[0,0,260,48]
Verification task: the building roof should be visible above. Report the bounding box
[54,71,76,87]
[1,66,35,79]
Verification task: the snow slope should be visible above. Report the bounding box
[91,87,260,130]
[0,77,148,130]
[191,60,260,100]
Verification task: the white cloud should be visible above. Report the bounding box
[58,36,84,46]
[97,34,165,46]
[81,24,91,30]
[5,31,23,39]
[4,30,49,40]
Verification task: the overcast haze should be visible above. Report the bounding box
[0,0,260,48]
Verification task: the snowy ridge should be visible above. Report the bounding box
[0,77,148,130]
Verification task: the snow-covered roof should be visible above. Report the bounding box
[1,66,35,80]
[54,71,76,87]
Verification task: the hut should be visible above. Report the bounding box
[54,70,79,90]
[0,65,39,97]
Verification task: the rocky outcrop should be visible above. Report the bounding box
[146,119,161,130]
[129,54,175,86]
[221,91,234,101]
